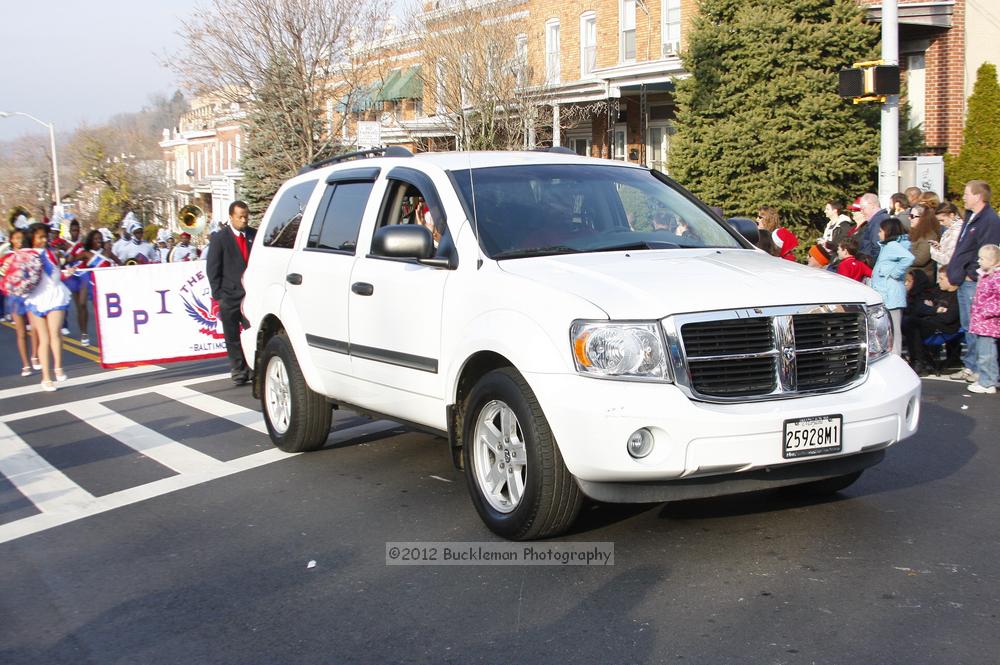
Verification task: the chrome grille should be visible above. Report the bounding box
[667,305,868,402]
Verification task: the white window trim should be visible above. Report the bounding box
[613,123,628,161]
[514,33,528,88]
[545,19,561,85]
[661,0,681,58]
[620,0,636,64]
[580,12,597,79]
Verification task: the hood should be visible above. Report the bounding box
[498,248,880,319]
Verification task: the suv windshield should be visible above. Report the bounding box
[452,164,743,259]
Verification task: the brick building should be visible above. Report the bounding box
[171,0,998,192]
[159,95,246,230]
[343,0,997,166]
[862,0,999,155]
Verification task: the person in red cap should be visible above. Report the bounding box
[756,206,798,262]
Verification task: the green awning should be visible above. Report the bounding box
[339,84,377,113]
[393,66,423,100]
[375,69,403,102]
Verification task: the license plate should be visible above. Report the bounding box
[782,415,843,459]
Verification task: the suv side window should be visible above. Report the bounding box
[307,181,374,253]
[261,180,316,248]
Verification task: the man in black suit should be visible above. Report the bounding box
[207,201,256,385]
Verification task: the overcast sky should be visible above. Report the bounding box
[0,0,202,142]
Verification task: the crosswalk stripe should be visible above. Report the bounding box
[153,384,267,434]
[66,402,227,475]
[0,421,96,513]
[0,364,165,402]
[1,373,232,423]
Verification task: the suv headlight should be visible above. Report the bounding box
[570,321,671,381]
[866,304,893,362]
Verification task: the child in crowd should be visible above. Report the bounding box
[835,237,872,282]
[871,217,914,355]
[967,244,1000,394]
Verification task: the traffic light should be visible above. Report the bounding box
[838,63,900,102]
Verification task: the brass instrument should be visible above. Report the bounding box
[178,204,207,234]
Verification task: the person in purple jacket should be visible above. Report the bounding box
[946,180,1000,383]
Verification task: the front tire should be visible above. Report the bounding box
[462,368,582,540]
[260,333,331,453]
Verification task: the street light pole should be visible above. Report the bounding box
[0,110,62,214]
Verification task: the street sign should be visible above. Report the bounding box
[356,122,382,149]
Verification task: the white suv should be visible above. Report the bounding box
[241,148,921,540]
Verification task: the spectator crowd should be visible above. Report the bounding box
[754,179,1000,395]
[2,178,999,397]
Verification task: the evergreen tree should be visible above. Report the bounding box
[239,59,341,219]
[669,0,881,239]
[945,62,1000,197]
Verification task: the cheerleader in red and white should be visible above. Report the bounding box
[74,229,113,347]
[64,220,90,343]
[0,228,40,376]
[23,223,75,391]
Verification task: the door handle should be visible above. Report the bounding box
[286,273,302,285]
[351,282,374,296]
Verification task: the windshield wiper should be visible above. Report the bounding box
[591,240,681,252]
[492,245,583,260]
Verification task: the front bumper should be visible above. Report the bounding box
[525,354,920,485]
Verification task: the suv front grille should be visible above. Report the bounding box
[671,306,867,401]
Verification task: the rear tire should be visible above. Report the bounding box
[784,470,864,497]
[462,368,582,540]
[260,333,331,453]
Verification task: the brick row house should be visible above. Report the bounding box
[164,0,997,214]
[341,0,996,170]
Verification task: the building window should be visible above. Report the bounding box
[545,19,560,84]
[662,0,681,57]
[436,58,446,114]
[580,12,597,77]
[613,125,627,160]
[906,54,926,131]
[621,0,636,63]
[514,34,528,87]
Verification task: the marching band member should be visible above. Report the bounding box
[167,232,199,262]
[112,212,138,263]
[117,220,158,264]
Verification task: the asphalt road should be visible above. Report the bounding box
[0,321,997,665]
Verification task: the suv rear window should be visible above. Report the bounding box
[262,180,317,248]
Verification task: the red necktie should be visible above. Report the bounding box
[235,231,248,263]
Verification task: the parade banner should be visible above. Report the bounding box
[92,261,229,368]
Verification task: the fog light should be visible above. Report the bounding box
[627,428,654,459]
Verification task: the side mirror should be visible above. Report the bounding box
[726,217,760,244]
[371,224,434,260]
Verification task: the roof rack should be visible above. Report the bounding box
[298,145,413,174]
[531,146,577,155]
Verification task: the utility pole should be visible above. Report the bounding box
[879,0,899,207]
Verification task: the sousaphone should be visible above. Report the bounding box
[178,204,207,234]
